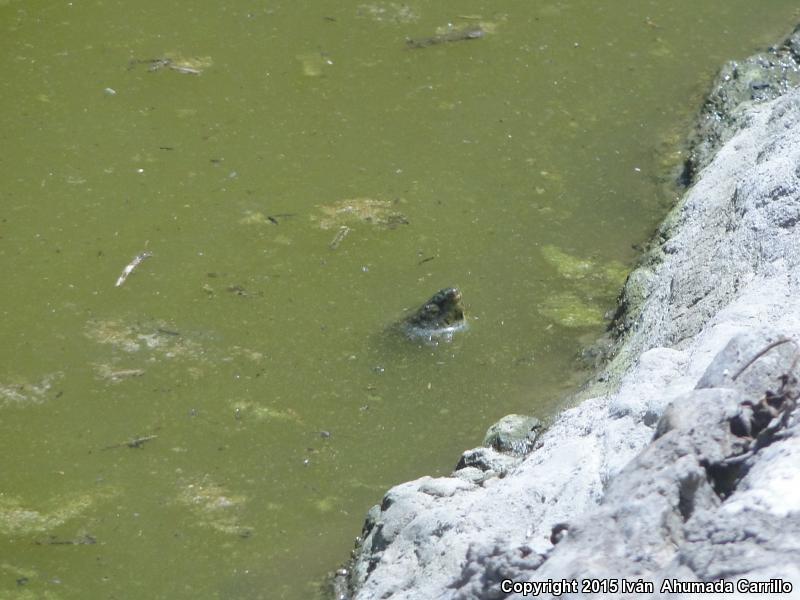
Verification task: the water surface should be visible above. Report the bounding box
[1,1,798,597]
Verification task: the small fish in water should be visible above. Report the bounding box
[169,64,202,75]
[329,225,352,250]
[103,368,146,381]
[127,57,207,75]
[128,57,171,72]
[406,26,485,49]
[101,434,158,450]
[115,251,153,287]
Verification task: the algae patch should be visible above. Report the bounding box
[313,198,409,230]
[84,319,264,381]
[538,293,605,328]
[541,245,627,289]
[541,245,595,279]
[356,3,419,23]
[230,400,304,425]
[538,245,628,328]
[175,476,251,536]
[295,51,333,77]
[0,489,115,537]
[0,372,63,407]
[85,319,204,358]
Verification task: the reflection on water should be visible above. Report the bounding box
[0,0,797,597]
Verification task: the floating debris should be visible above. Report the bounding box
[227,346,264,362]
[230,400,304,425]
[0,372,63,407]
[115,251,152,287]
[85,318,202,357]
[356,2,418,23]
[314,197,409,230]
[85,319,264,383]
[174,476,251,536]
[0,490,116,537]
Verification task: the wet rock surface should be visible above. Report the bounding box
[683,25,800,184]
[333,35,800,600]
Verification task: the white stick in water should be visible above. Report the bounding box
[115,251,153,287]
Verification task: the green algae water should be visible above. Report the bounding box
[1,1,798,597]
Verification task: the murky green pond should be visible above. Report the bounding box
[1,1,797,597]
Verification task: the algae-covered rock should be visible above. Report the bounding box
[482,414,543,457]
[451,416,544,485]
[684,25,800,183]
[454,447,520,477]
[608,266,657,336]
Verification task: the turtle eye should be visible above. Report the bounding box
[422,303,440,317]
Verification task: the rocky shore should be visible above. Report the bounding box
[334,27,800,600]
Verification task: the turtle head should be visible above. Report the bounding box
[407,287,465,330]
